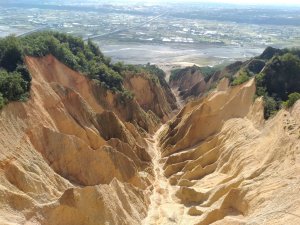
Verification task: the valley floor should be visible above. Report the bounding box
[143,78,300,225]
[143,89,195,225]
[143,125,184,225]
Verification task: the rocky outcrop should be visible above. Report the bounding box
[0,55,176,224]
[161,79,256,156]
[124,72,177,122]
[2,53,300,225]
[209,61,243,83]
[169,66,207,100]
[39,179,148,225]
[169,62,245,100]
[169,57,267,103]
[170,68,204,92]
[154,79,300,225]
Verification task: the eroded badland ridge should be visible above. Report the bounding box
[0,33,300,225]
[0,47,177,224]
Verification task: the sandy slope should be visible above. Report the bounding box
[156,79,300,224]
[1,55,300,225]
[143,124,185,225]
[0,55,177,225]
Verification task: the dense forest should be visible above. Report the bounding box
[0,31,166,109]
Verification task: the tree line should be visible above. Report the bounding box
[0,31,167,109]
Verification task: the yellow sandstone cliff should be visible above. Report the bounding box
[0,55,174,225]
[154,78,300,225]
[1,55,300,225]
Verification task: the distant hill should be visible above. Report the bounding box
[170,46,300,118]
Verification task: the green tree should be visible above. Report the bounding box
[87,39,103,58]
[0,36,23,72]
[285,92,300,108]
[259,53,300,100]
[263,95,278,119]
[232,70,250,86]
[0,93,5,109]
[0,70,28,101]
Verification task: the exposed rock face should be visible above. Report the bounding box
[169,66,207,100]
[170,68,204,92]
[161,79,256,156]
[124,72,177,121]
[40,179,148,225]
[169,58,267,103]
[0,55,175,225]
[209,61,243,83]
[169,62,245,101]
[155,79,300,224]
[2,54,300,225]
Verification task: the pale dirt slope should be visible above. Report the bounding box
[155,79,300,225]
[1,55,300,225]
[0,55,177,225]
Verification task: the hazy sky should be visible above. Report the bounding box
[142,0,300,6]
[193,0,300,5]
[8,0,300,6]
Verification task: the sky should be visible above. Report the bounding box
[6,0,300,6]
[148,0,300,6]
[194,0,300,5]
[111,0,300,6]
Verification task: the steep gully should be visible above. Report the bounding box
[143,72,184,224]
[3,55,300,224]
